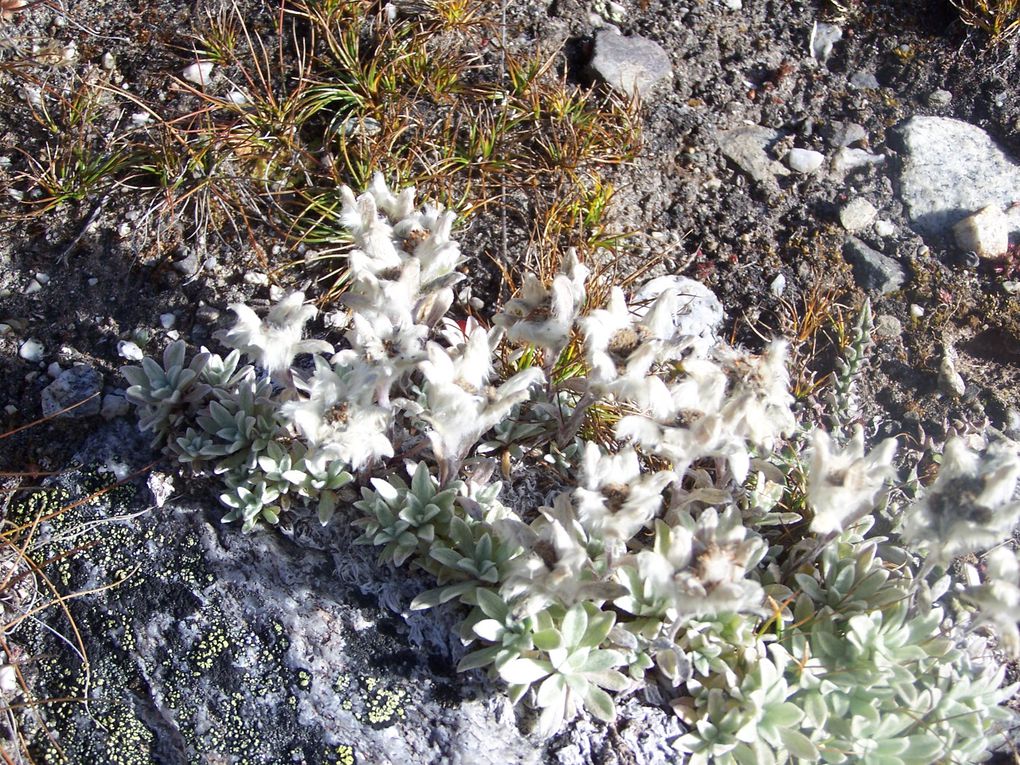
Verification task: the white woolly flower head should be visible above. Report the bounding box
[807,425,898,536]
[216,291,333,376]
[900,436,1020,565]
[574,442,673,545]
[279,356,393,470]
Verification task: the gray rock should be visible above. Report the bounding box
[786,147,825,174]
[875,314,902,339]
[716,126,790,191]
[23,422,680,765]
[893,116,1020,239]
[927,89,952,108]
[849,71,880,89]
[101,392,131,420]
[826,121,867,149]
[590,30,672,99]
[839,198,878,231]
[41,363,102,418]
[843,237,907,294]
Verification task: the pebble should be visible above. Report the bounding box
[810,22,842,62]
[910,304,925,317]
[183,61,214,85]
[721,0,742,8]
[47,362,62,378]
[843,237,906,294]
[1004,281,1020,295]
[18,338,44,362]
[101,392,131,420]
[87,277,99,286]
[41,364,102,418]
[160,313,176,329]
[952,204,1009,259]
[875,314,902,338]
[173,252,201,277]
[849,71,880,90]
[590,29,673,99]
[927,89,952,108]
[35,273,49,284]
[786,148,825,174]
[243,271,269,286]
[716,126,790,191]
[938,350,966,398]
[769,273,787,296]
[839,198,878,231]
[0,324,9,335]
[873,219,896,237]
[102,52,116,70]
[117,340,144,361]
[24,279,43,295]
[3,405,16,416]
[831,147,885,174]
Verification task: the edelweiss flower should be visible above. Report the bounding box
[582,287,674,382]
[338,311,427,406]
[963,547,1020,656]
[280,356,393,470]
[624,508,766,618]
[494,250,589,362]
[216,292,333,376]
[807,426,898,536]
[616,413,752,482]
[574,442,673,546]
[900,437,1020,565]
[420,328,544,468]
[715,340,796,449]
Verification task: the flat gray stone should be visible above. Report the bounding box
[843,237,906,294]
[716,126,790,191]
[591,30,672,99]
[893,116,1020,239]
[41,363,102,418]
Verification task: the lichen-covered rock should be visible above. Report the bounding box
[14,423,679,764]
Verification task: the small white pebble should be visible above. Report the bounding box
[786,148,825,174]
[87,278,99,287]
[47,362,62,378]
[873,219,896,237]
[910,304,924,318]
[117,340,144,361]
[35,272,50,285]
[166,329,180,340]
[243,271,269,286]
[160,313,176,329]
[226,90,249,106]
[839,198,877,232]
[182,61,214,86]
[24,279,42,295]
[102,52,116,70]
[769,273,787,297]
[129,112,151,128]
[117,222,131,237]
[3,405,16,416]
[18,338,44,362]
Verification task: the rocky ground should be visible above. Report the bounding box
[1,0,1020,762]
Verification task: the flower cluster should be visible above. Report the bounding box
[124,176,1020,758]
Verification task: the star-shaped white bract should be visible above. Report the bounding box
[217,291,333,377]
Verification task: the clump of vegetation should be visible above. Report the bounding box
[124,177,1020,760]
[952,0,1020,41]
[6,0,640,292]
